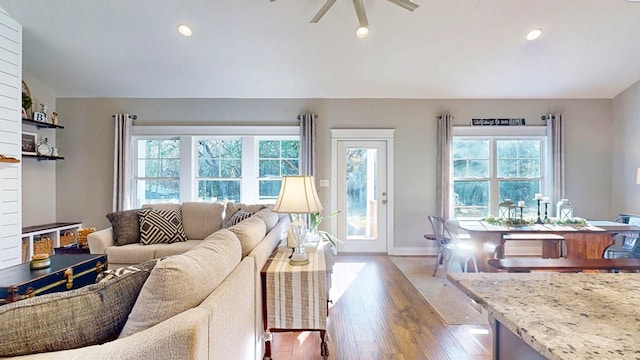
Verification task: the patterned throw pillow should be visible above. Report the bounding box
[137,208,187,245]
[224,209,254,228]
[106,209,140,245]
[96,258,162,283]
[0,270,151,357]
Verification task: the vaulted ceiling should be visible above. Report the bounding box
[1,0,640,99]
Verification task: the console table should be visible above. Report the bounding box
[261,242,333,360]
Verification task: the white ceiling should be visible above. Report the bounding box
[1,0,640,99]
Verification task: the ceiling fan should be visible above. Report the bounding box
[271,0,420,38]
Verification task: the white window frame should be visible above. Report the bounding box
[452,126,550,219]
[131,126,299,205]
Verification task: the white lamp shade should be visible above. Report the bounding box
[272,176,323,214]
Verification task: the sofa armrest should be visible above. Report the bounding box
[12,307,210,360]
[87,228,114,255]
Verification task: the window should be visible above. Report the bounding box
[197,138,242,202]
[258,140,300,201]
[131,127,300,207]
[452,135,547,219]
[134,138,181,206]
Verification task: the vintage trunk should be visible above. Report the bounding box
[0,254,107,305]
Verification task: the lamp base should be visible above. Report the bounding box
[289,249,309,266]
[289,257,310,266]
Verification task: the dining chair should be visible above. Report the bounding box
[429,216,478,285]
[604,215,640,259]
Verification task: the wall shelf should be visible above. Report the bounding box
[22,118,64,130]
[22,154,65,161]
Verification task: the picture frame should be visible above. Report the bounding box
[22,131,37,155]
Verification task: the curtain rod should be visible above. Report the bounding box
[112,114,138,120]
[540,115,558,120]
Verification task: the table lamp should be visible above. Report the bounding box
[272,176,323,266]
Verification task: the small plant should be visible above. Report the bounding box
[22,91,32,113]
[310,210,343,248]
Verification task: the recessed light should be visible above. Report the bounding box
[356,26,369,38]
[526,28,542,41]
[177,24,192,37]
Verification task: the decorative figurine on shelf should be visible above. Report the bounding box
[51,112,58,125]
[36,137,53,157]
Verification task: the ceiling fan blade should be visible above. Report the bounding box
[388,0,419,11]
[353,0,369,27]
[310,0,337,23]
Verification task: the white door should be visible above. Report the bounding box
[335,140,388,253]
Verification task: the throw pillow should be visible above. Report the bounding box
[224,209,254,228]
[0,269,151,357]
[138,208,187,245]
[119,229,241,338]
[96,258,161,283]
[106,209,141,246]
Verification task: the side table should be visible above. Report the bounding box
[261,241,334,360]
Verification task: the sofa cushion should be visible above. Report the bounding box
[181,202,225,239]
[0,269,151,357]
[119,229,242,338]
[106,240,202,266]
[97,258,161,283]
[224,209,254,228]
[228,215,267,257]
[253,208,280,232]
[106,209,140,245]
[138,208,188,245]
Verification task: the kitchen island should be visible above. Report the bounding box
[448,272,640,360]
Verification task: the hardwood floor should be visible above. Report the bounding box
[269,254,492,360]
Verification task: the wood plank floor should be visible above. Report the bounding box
[269,254,492,360]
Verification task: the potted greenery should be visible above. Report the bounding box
[309,210,342,254]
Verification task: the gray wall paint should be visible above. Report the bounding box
[612,79,640,216]
[52,97,613,253]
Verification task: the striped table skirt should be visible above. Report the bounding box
[265,243,330,330]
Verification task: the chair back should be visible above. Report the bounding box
[428,216,451,245]
[615,215,640,251]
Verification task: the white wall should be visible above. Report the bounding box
[21,74,57,226]
[52,97,613,254]
[612,79,640,215]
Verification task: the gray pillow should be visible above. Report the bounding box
[224,209,254,228]
[0,269,151,357]
[106,209,140,245]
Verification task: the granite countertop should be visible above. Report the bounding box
[448,272,640,360]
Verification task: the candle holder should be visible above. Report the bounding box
[535,199,543,224]
[518,206,525,220]
[543,201,550,222]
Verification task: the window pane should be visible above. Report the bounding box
[519,159,540,177]
[137,179,180,203]
[282,160,299,175]
[468,141,489,158]
[281,141,299,158]
[220,159,242,178]
[198,180,240,203]
[452,141,467,159]
[161,140,180,158]
[497,159,518,178]
[259,140,280,158]
[497,140,517,158]
[160,159,180,177]
[468,160,489,177]
[499,180,541,211]
[453,181,489,218]
[259,180,281,201]
[453,159,467,178]
[259,160,280,177]
[198,159,220,178]
[519,140,540,158]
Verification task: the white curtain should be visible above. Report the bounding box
[299,113,317,176]
[436,114,453,218]
[544,113,565,207]
[112,113,136,211]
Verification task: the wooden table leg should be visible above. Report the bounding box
[541,239,561,259]
[320,330,328,359]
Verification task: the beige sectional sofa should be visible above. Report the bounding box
[0,202,289,360]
